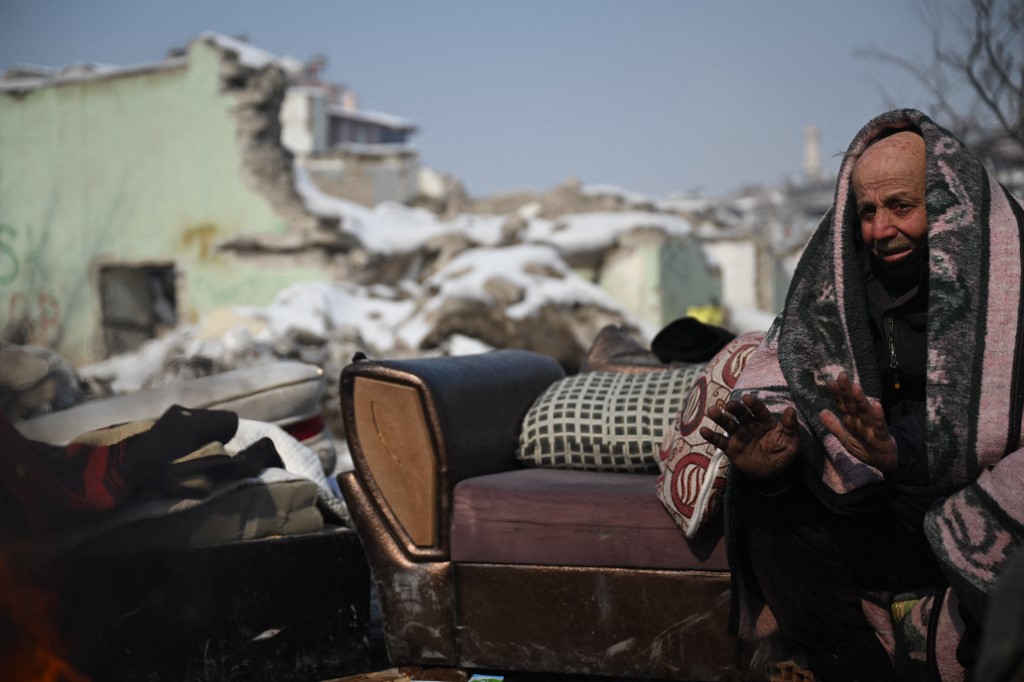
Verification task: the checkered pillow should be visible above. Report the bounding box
[516,366,705,473]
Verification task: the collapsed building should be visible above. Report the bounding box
[0,33,351,366]
[0,32,802,392]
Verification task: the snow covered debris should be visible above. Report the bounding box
[239,281,416,355]
[199,32,286,70]
[294,163,506,256]
[524,211,694,255]
[397,243,648,366]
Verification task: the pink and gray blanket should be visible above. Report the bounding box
[729,109,1024,679]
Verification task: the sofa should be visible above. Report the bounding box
[337,347,751,681]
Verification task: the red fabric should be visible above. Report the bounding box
[283,414,325,443]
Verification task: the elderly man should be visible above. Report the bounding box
[701,109,1024,681]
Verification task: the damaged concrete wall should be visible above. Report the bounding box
[302,145,420,207]
[598,229,720,330]
[214,41,319,234]
[0,38,331,366]
[280,87,328,157]
[701,238,760,313]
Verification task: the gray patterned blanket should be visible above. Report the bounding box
[728,109,1024,680]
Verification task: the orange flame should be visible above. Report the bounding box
[0,554,90,682]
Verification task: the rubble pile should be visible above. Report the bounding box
[65,237,646,441]
[0,343,84,419]
[2,170,774,431]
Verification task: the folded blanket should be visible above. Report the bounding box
[225,418,348,524]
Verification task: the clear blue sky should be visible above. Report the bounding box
[0,0,949,198]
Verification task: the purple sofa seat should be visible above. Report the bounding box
[451,468,727,571]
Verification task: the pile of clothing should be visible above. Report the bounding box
[1,404,347,553]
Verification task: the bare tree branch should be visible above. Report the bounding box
[858,0,1024,162]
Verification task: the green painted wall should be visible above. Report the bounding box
[659,238,720,324]
[0,41,324,365]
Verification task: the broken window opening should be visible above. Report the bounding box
[99,263,177,358]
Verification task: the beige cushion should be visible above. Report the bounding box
[15,361,326,445]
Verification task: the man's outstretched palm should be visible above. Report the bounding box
[819,371,898,476]
[701,394,799,479]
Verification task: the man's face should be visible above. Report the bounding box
[852,131,928,264]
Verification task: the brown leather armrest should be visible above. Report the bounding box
[340,350,564,560]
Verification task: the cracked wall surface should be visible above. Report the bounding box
[208,36,320,234]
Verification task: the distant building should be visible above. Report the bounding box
[735,125,837,314]
[0,33,357,365]
[280,61,421,207]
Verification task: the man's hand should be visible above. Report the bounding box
[818,371,897,477]
[701,394,799,479]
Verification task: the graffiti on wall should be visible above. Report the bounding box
[7,291,62,346]
[0,224,17,285]
[1,224,63,347]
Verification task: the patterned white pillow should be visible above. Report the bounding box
[655,331,766,537]
[516,366,705,473]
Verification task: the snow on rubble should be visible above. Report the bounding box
[78,244,647,398]
[294,163,507,254]
[419,244,613,321]
[200,31,295,71]
[524,210,693,255]
[76,168,768,405]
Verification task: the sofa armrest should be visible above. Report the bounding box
[339,349,564,560]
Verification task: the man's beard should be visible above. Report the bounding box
[872,235,927,297]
